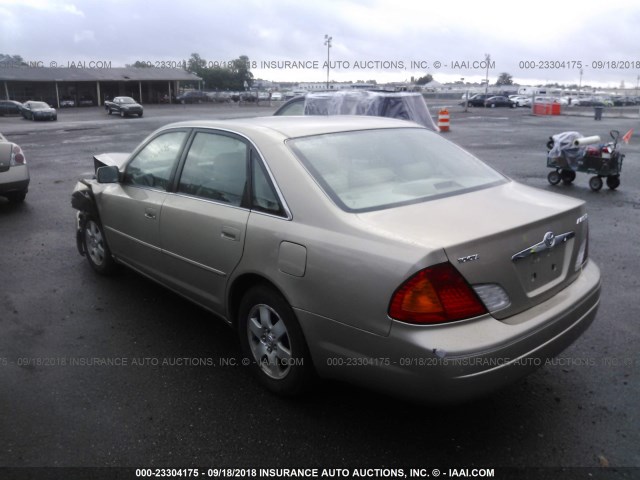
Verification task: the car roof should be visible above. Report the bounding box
[161,115,423,140]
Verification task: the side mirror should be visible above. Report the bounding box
[96,165,119,183]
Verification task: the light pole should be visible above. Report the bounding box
[462,77,469,112]
[484,53,491,97]
[324,34,332,89]
[578,68,583,99]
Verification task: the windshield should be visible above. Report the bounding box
[288,128,506,212]
[30,102,50,109]
[118,97,136,104]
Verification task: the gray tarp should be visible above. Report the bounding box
[302,91,439,131]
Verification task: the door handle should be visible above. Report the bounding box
[144,207,156,220]
[221,226,240,241]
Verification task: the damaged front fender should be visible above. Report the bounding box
[71,179,99,257]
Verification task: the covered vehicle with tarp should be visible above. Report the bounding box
[274,90,439,131]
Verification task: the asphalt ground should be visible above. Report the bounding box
[0,104,638,479]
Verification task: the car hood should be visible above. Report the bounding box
[355,181,589,320]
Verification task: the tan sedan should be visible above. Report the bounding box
[71,116,600,402]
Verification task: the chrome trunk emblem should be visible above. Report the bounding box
[512,231,575,262]
[543,231,556,248]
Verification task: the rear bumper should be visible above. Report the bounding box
[0,165,30,194]
[298,260,601,403]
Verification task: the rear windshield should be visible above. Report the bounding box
[288,128,506,212]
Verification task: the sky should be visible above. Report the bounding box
[2,0,640,90]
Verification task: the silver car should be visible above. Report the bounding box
[0,133,29,203]
[71,116,601,402]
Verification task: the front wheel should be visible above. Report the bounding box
[83,217,117,274]
[547,170,561,185]
[238,285,314,395]
[589,176,603,191]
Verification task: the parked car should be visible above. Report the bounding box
[274,90,438,131]
[596,97,614,107]
[0,133,29,203]
[104,96,143,117]
[240,92,257,102]
[71,116,600,402]
[21,101,57,121]
[60,98,75,108]
[572,97,605,107]
[205,92,232,103]
[0,100,23,116]
[613,96,638,106]
[484,96,516,108]
[520,96,564,107]
[79,96,95,107]
[508,95,528,107]
[175,91,209,104]
[270,92,283,101]
[463,94,494,107]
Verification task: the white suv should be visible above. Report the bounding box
[0,133,29,203]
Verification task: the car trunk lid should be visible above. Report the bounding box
[356,182,589,320]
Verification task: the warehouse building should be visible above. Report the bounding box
[0,66,202,107]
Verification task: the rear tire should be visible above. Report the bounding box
[83,217,117,275]
[561,169,576,185]
[606,175,620,190]
[547,170,561,185]
[238,285,314,395]
[6,190,27,203]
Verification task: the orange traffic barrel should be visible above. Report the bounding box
[438,108,450,132]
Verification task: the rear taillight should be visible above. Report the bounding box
[389,262,487,324]
[10,144,26,166]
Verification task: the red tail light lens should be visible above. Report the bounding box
[389,262,487,324]
[11,144,26,166]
